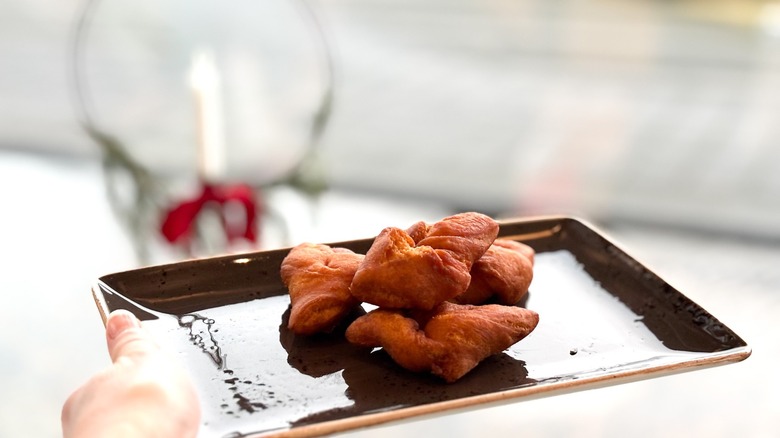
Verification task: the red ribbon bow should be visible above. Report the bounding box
[161,182,259,247]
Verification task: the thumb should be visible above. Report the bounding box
[105,309,159,363]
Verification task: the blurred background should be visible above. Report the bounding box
[1,0,778,436]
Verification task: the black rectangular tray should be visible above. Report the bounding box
[92,216,750,437]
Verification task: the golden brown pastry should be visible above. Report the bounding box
[349,212,499,310]
[454,239,535,305]
[280,243,364,335]
[345,301,539,382]
[405,220,430,244]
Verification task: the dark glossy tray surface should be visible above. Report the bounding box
[94,216,749,437]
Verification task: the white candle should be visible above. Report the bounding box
[190,50,226,182]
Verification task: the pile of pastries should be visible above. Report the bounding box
[280,212,539,382]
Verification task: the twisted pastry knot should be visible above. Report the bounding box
[350,212,499,310]
[345,301,540,383]
[280,243,364,335]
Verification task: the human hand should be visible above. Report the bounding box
[62,309,201,437]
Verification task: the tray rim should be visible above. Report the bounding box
[90,214,752,437]
[245,345,750,438]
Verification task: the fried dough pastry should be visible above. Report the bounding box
[345,301,539,382]
[280,243,364,335]
[405,220,430,244]
[349,212,499,310]
[454,239,535,305]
